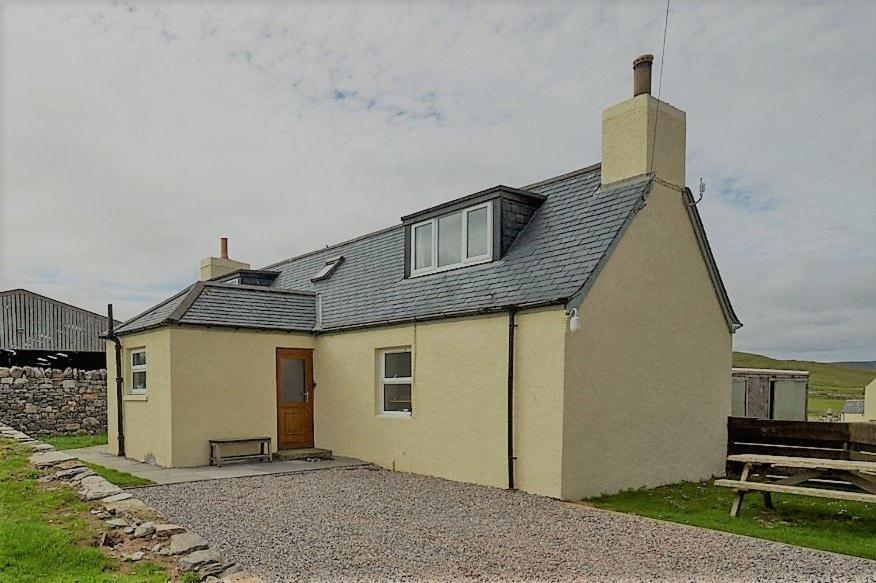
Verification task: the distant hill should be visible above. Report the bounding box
[831,361,876,371]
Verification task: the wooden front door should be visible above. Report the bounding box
[276,348,314,449]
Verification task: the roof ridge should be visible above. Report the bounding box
[521,163,601,190]
[167,282,205,322]
[204,282,316,296]
[263,164,603,272]
[115,285,194,331]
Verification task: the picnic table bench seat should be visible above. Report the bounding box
[716,453,876,517]
[209,437,271,467]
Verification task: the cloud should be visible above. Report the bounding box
[1,0,874,360]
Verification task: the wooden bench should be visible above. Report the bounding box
[209,437,271,467]
[715,453,876,517]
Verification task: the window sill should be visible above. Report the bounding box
[123,394,148,402]
[377,412,412,419]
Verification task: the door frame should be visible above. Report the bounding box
[275,348,314,450]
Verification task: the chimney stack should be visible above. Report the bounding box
[601,55,686,188]
[200,237,250,281]
[633,54,653,96]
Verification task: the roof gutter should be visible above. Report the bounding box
[99,304,125,458]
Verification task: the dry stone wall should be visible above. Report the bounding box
[0,366,107,435]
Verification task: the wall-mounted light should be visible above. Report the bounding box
[568,308,582,333]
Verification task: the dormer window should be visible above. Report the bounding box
[411,203,492,276]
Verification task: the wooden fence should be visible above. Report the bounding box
[727,417,876,462]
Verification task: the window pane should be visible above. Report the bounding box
[731,379,747,417]
[438,212,462,267]
[383,383,412,412]
[466,206,488,258]
[132,351,146,366]
[384,351,411,378]
[414,223,433,270]
[280,358,305,403]
[132,371,147,391]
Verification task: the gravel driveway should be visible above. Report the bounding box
[137,467,874,582]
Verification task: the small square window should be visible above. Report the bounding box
[379,348,412,416]
[130,349,147,394]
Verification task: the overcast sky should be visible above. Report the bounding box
[1,1,874,362]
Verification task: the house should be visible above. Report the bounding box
[1,289,118,369]
[842,378,876,422]
[105,55,741,500]
[731,368,809,421]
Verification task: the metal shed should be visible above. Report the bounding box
[0,289,117,368]
[731,368,809,421]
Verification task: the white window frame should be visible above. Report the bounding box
[378,348,412,417]
[410,202,493,277]
[130,348,147,394]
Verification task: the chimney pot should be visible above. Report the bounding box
[220,237,228,259]
[633,54,654,97]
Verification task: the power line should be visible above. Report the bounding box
[648,0,671,175]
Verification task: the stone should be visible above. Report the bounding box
[55,466,91,481]
[199,561,233,579]
[29,450,75,468]
[105,518,129,529]
[179,549,221,571]
[151,543,163,553]
[154,523,186,538]
[123,551,145,562]
[133,522,155,538]
[23,403,38,413]
[100,492,133,503]
[55,460,84,470]
[168,532,209,555]
[78,476,122,500]
[124,527,135,534]
[103,498,165,522]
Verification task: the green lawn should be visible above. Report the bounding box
[44,433,108,451]
[587,480,876,560]
[0,440,169,582]
[82,462,153,488]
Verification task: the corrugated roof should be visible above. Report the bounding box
[115,165,739,336]
[842,400,865,415]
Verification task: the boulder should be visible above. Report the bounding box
[179,549,221,571]
[29,450,75,468]
[105,518,129,529]
[168,532,209,555]
[133,522,155,538]
[154,523,186,538]
[78,476,122,500]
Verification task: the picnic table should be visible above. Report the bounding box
[715,453,876,517]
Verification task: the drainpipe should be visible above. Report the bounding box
[507,307,517,489]
[101,304,125,457]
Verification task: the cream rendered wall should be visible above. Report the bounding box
[168,327,314,467]
[513,308,567,497]
[313,309,567,497]
[105,328,174,466]
[561,181,732,499]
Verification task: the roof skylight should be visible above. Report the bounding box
[311,256,344,282]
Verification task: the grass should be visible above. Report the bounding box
[733,351,876,418]
[587,480,876,560]
[82,462,153,488]
[43,433,108,451]
[0,440,170,582]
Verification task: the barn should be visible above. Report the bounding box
[0,289,118,369]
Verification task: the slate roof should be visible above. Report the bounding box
[115,164,740,336]
[842,400,865,415]
[115,282,316,333]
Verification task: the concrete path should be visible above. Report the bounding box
[67,445,367,486]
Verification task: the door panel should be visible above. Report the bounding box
[276,348,314,449]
